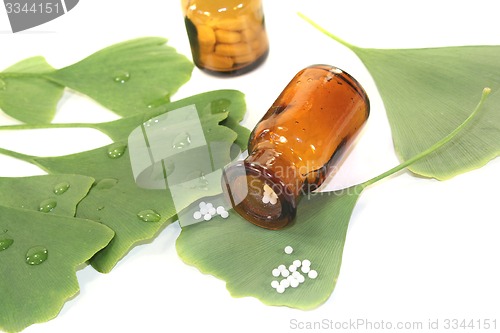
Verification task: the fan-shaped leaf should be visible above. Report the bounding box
[31,91,247,272]
[299,14,500,179]
[0,174,94,216]
[177,188,362,309]
[0,206,114,333]
[0,57,64,124]
[354,46,500,179]
[46,37,193,117]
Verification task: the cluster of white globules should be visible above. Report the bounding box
[262,184,278,205]
[270,246,318,294]
[193,201,229,221]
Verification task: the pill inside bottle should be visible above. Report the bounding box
[182,0,269,76]
[222,65,370,229]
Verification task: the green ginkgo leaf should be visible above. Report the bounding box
[354,47,500,179]
[94,90,249,149]
[0,57,64,124]
[0,174,94,216]
[46,37,193,117]
[0,175,113,332]
[32,145,177,273]
[176,86,491,309]
[300,14,500,180]
[177,188,362,309]
[12,91,248,273]
[0,205,114,333]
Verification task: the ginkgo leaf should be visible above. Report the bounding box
[94,90,249,150]
[354,47,500,179]
[46,37,193,117]
[0,205,114,333]
[0,174,94,216]
[176,188,362,309]
[0,57,64,124]
[176,86,491,309]
[300,14,500,180]
[27,92,247,272]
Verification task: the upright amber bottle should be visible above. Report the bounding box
[182,0,269,75]
[222,65,370,229]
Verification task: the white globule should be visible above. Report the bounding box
[203,213,212,221]
[308,270,318,279]
[289,265,297,272]
[220,211,229,219]
[272,268,280,277]
[284,246,293,254]
[262,194,271,204]
[216,206,225,215]
[271,280,280,289]
[301,265,311,274]
[290,278,299,288]
[293,259,301,267]
[280,279,290,288]
[302,259,311,267]
[281,269,290,278]
[193,211,202,220]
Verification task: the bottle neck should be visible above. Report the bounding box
[222,146,301,229]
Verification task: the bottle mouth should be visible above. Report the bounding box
[221,160,296,230]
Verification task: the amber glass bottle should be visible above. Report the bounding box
[222,65,370,229]
[182,0,269,75]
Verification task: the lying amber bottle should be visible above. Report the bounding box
[222,65,370,229]
[182,0,269,75]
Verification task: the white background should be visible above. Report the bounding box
[1,1,500,332]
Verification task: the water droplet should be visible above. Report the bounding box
[113,70,130,83]
[147,94,170,108]
[0,238,14,251]
[25,246,48,265]
[137,210,161,223]
[39,199,57,213]
[172,132,191,149]
[210,98,231,113]
[53,182,70,195]
[0,79,6,91]
[184,171,209,190]
[95,178,119,190]
[107,143,127,159]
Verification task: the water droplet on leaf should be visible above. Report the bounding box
[210,98,231,113]
[53,182,70,195]
[137,210,161,222]
[107,143,127,159]
[95,178,119,190]
[172,132,191,149]
[39,199,57,213]
[0,238,14,251]
[147,94,170,109]
[25,246,48,265]
[113,70,130,83]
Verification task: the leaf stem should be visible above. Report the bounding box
[360,87,492,189]
[297,13,358,51]
[0,147,49,172]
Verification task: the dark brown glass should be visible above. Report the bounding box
[182,0,269,76]
[222,65,370,229]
